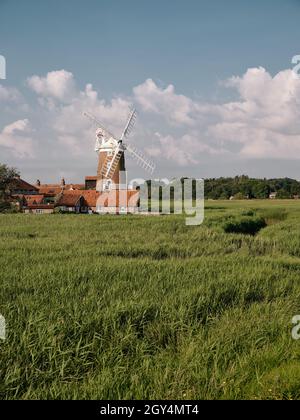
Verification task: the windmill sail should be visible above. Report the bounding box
[101,108,138,179]
[101,145,124,178]
[83,111,116,141]
[84,107,156,181]
[126,143,156,174]
[121,108,137,141]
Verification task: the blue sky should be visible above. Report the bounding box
[2,0,299,97]
[1,0,300,182]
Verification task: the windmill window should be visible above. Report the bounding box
[104,180,111,190]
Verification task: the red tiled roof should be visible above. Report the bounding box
[38,186,62,195]
[56,190,100,207]
[38,183,85,189]
[56,191,82,207]
[37,184,84,195]
[11,178,39,192]
[96,190,139,207]
[54,189,139,208]
[50,190,139,207]
[24,195,45,205]
[81,190,100,207]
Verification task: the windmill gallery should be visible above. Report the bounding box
[10,109,156,215]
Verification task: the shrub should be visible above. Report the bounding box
[241,209,256,217]
[222,216,266,235]
[0,201,19,213]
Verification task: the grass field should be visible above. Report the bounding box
[1,200,300,400]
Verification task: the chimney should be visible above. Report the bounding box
[36,179,41,187]
[61,178,66,187]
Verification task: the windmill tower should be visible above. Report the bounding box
[84,108,155,192]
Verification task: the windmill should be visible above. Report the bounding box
[83,108,155,192]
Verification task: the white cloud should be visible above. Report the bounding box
[4,65,300,179]
[57,135,82,156]
[137,67,300,162]
[150,133,198,166]
[45,81,133,159]
[27,70,76,102]
[25,70,135,160]
[2,119,30,135]
[0,119,34,158]
[25,71,218,167]
[0,85,22,103]
[207,67,300,158]
[147,133,224,166]
[53,83,131,136]
[133,78,197,125]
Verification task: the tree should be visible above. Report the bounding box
[0,164,20,212]
[232,192,245,200]
[276,189,291,199]
[251,181,270,199]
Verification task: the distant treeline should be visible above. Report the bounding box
[204,175,300,199]
[145,176,300,200]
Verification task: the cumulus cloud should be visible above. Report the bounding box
[208,67,300,158]
[0,119,34,158]
[27,70,77,102]
[132,67,300,162]
[24,71,226,165]
[3,65,300,179]
[47,83,132,159]
[133,78,197,125]
[146,132,226,166]
[26,70,134,159]
[147,133,198,166]
[0,85,22,103]
[53,83,131,136]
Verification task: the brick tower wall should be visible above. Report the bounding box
[97,151,126,186]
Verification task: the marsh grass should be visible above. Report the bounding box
[1,200,300,399]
